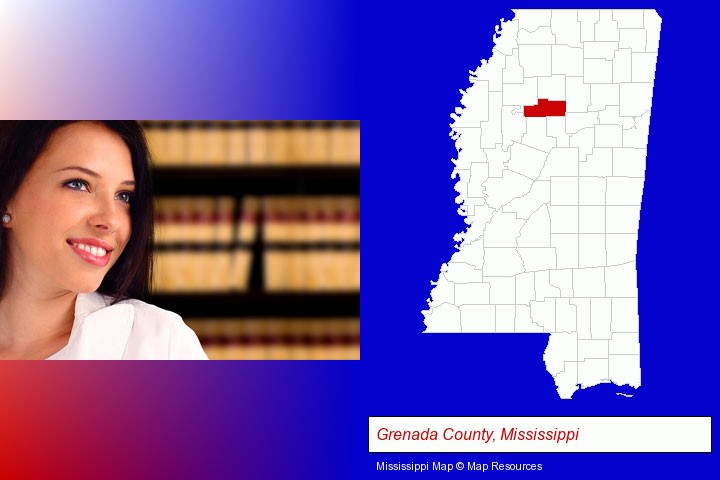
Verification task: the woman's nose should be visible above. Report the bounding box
[89,195,122,232]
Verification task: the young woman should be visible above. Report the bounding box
[0,121,207,359]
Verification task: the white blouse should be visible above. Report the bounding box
[47,292,208,360]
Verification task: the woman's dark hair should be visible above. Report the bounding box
[0,121,154,302]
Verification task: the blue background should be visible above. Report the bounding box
[0,0,716,478]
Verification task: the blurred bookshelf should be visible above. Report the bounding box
[142,121,360,360]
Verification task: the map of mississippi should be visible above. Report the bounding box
[422,10,661,399]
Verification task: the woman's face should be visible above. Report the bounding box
[4,122,134,295]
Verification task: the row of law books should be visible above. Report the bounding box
[185,318,360,360]
[153,250,359,292]
[152,196,360,292]
[142,121,360,166]
[155,196,360,244]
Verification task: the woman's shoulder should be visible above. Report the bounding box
[88,293,183,331]
[115,296,183,324]
[84,293,208,359]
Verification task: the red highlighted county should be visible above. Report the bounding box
[524,99,566,117]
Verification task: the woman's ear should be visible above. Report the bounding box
[2,203,14,227]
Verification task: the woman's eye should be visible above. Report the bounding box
[116,191,133,204]
[64,179,89,191]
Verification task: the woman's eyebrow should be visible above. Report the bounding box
[55,165,135,186]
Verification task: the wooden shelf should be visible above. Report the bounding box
[147,292,360,318]
[153,242,360,252]
[153,166,360,195]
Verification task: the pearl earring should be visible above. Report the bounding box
[2,214,10,224]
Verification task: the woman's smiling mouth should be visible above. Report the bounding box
[67,238,114,267]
